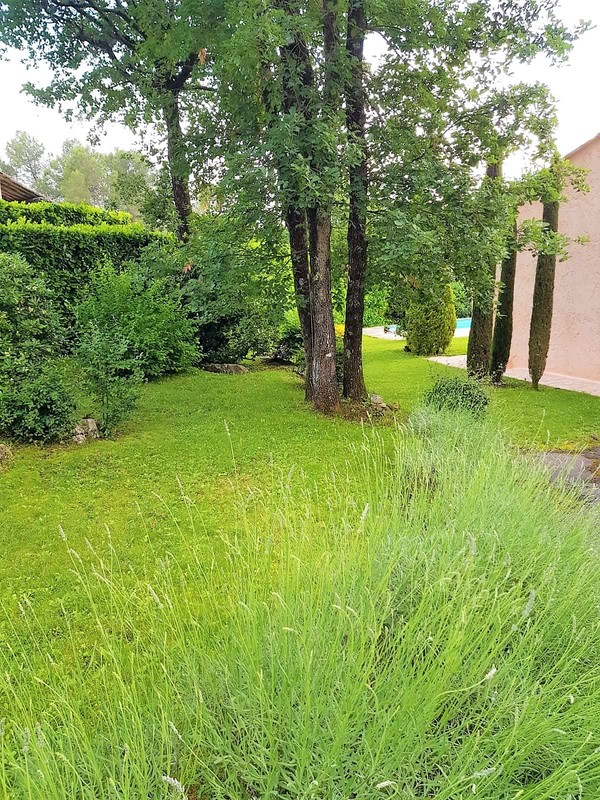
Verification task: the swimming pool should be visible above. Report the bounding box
[387,317,471,334]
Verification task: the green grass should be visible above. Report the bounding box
[1,335,599,626]
[2,413,600,798]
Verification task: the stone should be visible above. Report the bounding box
[370,394,386,406]
[202,363,249,374]
[72,417,100,445]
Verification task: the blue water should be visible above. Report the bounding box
[388,317,471,334]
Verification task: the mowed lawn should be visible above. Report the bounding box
[1,334,598,626]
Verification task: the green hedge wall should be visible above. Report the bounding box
[0,199,132,227]
[0,219,172,315]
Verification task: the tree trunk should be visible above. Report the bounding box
[285,207,314,400]
[342,0,368,401]
[529,200,559,388]
[490,221,518,384]
[163,90,192,240]
[309,206,339,412]
[466,162,501,379]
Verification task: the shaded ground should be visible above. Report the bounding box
[537,446,600,503]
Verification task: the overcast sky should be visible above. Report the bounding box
[0,0,598,166]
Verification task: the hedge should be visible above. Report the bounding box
[0,219,172,315]
[0,199,132,227]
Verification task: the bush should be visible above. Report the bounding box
[0,252,65,372]
[0,199,131,227]
[0,364,76,444]
[76,265,199,380]
[272,315,304,362]
[77,324,141,436]
[0,219,172,322]
[425,375,489,415]
[405,285,456,355]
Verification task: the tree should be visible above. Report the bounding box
[0,0,223,237]
[0,131,47,190]
[490,222,518,384]
[343,0,368,401]
[528,198,559,389]
[466,162,503,378]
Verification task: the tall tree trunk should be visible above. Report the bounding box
[275,0,317,400]
[490,221,518,384]
[342,0,368,401]
[285,207,314,400]
[467,161,502,379]
[309,206,339,412]
[163,90,192,240]
[305,0,340,413]
[529,200,559,388]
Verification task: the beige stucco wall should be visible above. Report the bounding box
[507,135,600,383]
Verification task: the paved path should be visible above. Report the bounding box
[364,326,470,340]
[428,354,600,397]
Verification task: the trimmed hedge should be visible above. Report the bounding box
[0,199,132,227]
[0,219,172,315]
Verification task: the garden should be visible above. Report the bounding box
[1,0,600,797]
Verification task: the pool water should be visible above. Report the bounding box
[388,317,471,334]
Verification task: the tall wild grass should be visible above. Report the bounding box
[1,410,599,799]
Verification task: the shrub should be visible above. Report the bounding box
[77,324,141,435]
[425,375,489,415]
[0,199,131,227]
[272,315,304,362]
[0,363,76,444]
[0,218,172,322]
[405,285,456,355]
[76,265,199,380]
[0,252,65,372]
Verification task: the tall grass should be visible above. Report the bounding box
[1,410,600,799]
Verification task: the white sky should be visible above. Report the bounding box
[0,0,598,164]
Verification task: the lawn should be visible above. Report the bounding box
[1,334,599,624]
[2,336,600,798]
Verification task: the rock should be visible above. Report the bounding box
[202,363,249,374]
[370,394,386,406]
[0,443,12,467]
[72,417,100,445]
[369,393,392,416]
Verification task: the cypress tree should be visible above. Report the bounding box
[528,200,560,388]
[466,162,501,379]
[490,221,518,384]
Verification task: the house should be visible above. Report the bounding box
[507,133,600,389]
[0,172,44,203]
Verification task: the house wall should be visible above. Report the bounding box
[507,136,600,383]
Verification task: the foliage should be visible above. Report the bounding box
[424,376,489,416]
[76,265,199,380]
[2,415,600,796]
[405,285,456,356]
[77,323,141,436]
[0,130,46,190]
[0,199,131,227]
[138,216,290,362]
[272,314,304,362]
[451,281,471,319]
[0,362,76,444]
[0,218,172,319]
[0,252,65,371]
